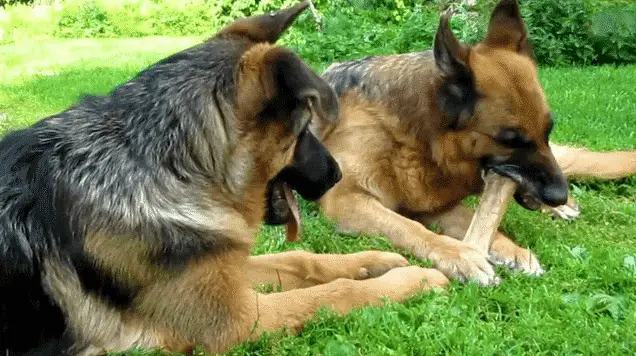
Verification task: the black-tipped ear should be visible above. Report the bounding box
[434,10,478,129]
[270,50,339,124]
[219,1,310,43]
[483,0,534,58]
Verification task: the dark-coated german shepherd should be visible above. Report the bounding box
[0,3,448,355]
[308,0,636,286]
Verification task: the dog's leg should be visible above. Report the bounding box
[321,192,498,285]
[551,143,636,180]
[247,250,410,290]
[417,204,543,276]
[137,252,446,354]
[41,257,189,356]
[244,264,448,343]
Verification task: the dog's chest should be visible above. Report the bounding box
[390,144,480,212]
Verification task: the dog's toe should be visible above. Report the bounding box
[428,239,500,287]
[490,243,544,276]
[354,251,410,279]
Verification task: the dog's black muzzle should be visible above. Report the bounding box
[483,149,568,211]
[264,129,341,225]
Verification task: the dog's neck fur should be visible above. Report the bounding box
[319,50,485,194]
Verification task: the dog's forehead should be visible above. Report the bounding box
[471,47,549,121]
[471,47,536,87]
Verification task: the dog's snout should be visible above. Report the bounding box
[540,181,568,207]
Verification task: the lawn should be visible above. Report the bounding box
[1,37,635,355]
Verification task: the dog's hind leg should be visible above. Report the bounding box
[320,191,498,285]
[551,143,636,180]
[247,250,409,291]
[416,204,544,276]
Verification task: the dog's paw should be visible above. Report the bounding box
[425,236,500,286]
[371,266,450,299]
[489,236,544,276]
[351,251,410,279]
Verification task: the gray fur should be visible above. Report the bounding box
[321,51,436,101]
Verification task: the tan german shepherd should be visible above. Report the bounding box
[306,0,636,286]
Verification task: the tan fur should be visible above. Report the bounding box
[59,240,447,355]
[247,250,416,290]
[551,143,636,180]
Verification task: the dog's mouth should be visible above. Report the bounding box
[264,179,302,242]
[481,149,569,211]
[485,165,539,210]
[512,186,544,211]
[484,165,556,211]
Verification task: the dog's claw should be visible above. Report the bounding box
[426,236,501,287]
[489,239,545,276]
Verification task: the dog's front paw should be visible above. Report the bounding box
[489,236,544,276]
[369,266,450,300]
[350,251,410,279]
[425,236,500,286]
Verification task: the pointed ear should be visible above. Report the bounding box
[434,10,478,129]
[268,49,339,125]
[219,1,310,43]
[434,9,471,78]
[482,0,534,58]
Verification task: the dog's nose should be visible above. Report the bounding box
[540,182,568,207]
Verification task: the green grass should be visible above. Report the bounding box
[1,37,635,355]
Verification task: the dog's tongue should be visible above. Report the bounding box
[282,184,301,242]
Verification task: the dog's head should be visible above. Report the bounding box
[434,0,567,209]
[217,2,341,235]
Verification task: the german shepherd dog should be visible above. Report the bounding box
[0,3,449,355]
[309,0,636,286]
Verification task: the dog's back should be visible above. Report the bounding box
[319,51,441,137]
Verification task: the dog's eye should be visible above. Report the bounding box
[495,128,532,148]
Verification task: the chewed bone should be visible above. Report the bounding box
[462,171,518,255]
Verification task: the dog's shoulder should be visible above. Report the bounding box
[321,55,379,98]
